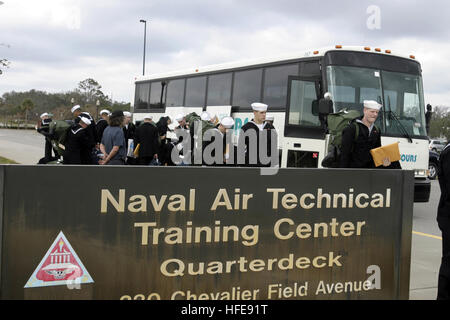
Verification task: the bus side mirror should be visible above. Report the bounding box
[312,100,319,116]
[318,98,333,115]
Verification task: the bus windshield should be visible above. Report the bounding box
[326,65,427,137]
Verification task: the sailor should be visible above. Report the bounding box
[71,104,81,116]
[174,113,188,144]
[340,100,400,169]
[175,113,188,130]
[123,111,136,164]
[39,112,51,125]
[123,111,136,145]
[71,105,97,164]
[202,116,234,166]
[437,142,450,299]
[134,114,160,166]
[71,105,93,125]
[220,116,236,166]
[173,113,192,163]
[201,111,212,122]
[63,116,91,165]
[240,102,275,167]
[96,109,110,144]
[36,112,58,163]
[156,116,173,166]
[36,112,52,134]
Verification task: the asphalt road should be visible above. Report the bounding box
[0,128,45,164]
[0,128,443,300]
[410,177,442,299]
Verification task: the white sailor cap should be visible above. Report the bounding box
[175,113,185,122]
[220,116,234,129]
[144,114,153,120]
[200,111,211,121]
[40,112,49,119]
[79,116,91,125]
[123,111,132,117]
[71,105,81,113]
[99,109,111,116]
[251,102,268,112]
[363,100,382,111]
[266,115,274,121]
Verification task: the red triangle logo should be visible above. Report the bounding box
[24,231,94,288]
[36,236,83,282]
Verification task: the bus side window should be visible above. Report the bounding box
[207,73,232,106]
[287,78,320,127]
[186,76,207,108]
[232,68,263,109]
[166,78,185,108]
[263,63,299,110]
[135,82,150,110]
[300,61,321,77]
[150,81,167,110]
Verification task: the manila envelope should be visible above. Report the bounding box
[370,142,401,167]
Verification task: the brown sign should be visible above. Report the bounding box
[0,166,413,299]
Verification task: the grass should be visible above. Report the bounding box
[0,156,19,164]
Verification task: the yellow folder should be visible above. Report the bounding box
[370,142,401,167]
[133,143,140,157]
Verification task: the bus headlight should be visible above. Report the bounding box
[414,169,428,178]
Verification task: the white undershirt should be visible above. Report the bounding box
[356,119,374,135]
[251,121,265,131]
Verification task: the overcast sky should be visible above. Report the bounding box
[1,0,450,107]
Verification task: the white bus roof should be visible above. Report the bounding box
[135,45,418,82]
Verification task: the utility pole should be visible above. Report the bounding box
[139,19,147,76]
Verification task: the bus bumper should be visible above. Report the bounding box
[414,178,431,203]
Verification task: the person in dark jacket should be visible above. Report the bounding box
[123,111,136,145]
[156,116,172,140]
[96,109,110,144]
[437,143,450,300]
[240,102,276,167]
[340,100,400,169]
[36,112,59,163]
[123,111,136,164]
[71,105,97,164]
[425,104,433,136]
[63,117,91,164]
[134,114,160,165]
[202,116,234,166]
[156,116,173,165]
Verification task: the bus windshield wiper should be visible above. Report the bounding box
[384,95,413,143]
[386,110,413,143]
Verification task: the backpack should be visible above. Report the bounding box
[185,112,216,141]
[321,109,362,168]
[48,120,72,157]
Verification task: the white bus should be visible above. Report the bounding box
[132,45,430,202]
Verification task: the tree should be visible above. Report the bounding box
[0,78,129,122]
[76,78,105,106]
[21,98,34,123]
[429,106,450,140]
[0,58,9,75]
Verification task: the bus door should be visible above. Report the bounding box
[282,76,327,168]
